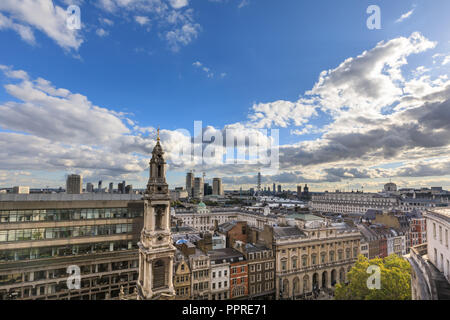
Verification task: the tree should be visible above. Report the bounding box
[334,254,411,300]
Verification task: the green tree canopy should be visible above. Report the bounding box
[335,254,411,300]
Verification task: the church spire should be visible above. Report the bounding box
[146,129,168,196]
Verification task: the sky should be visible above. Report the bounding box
[0,0,450,192]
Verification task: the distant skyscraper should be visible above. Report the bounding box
[204,183,212,196]
[297,185,302,197]
[257,172,261,194]
[66,174,82,194]
[118,181,126,194]
[186,171,194,197]
[125,185,133,194]
[273,183,276,194]
[98,180,103,193]
[277,184,282,193]
[109,182,113,193]
[86,183,94,193]
[193,177,204,200]
[212,178,223,196]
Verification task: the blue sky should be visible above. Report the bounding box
[1,0,450,191]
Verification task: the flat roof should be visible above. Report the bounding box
[0,193,143,202]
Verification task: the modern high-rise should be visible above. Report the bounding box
[273,183,276,195]
[213,178,223,196]
[297,185,302,197]
[186,172,194,197]
[98,181,103,192]
[66,174,82,194]
[277,185,281,193]
[86,183,94,193]
[109,183,114,194]
[194,177,204,200]
[0,193,144,300]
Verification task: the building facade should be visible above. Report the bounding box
[0,193,144,300]
[66,174,82,194]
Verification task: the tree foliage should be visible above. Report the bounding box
[334,254,411,300]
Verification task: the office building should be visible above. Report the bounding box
[0,193,144,300]
[86,183,94,193]
[66,174,82,194]
[194,177,204,200]
[213,178,224,196]
[186,172,194,197]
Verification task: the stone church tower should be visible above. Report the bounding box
[137,130,176,300]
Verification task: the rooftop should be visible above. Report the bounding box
[273,226,306,239]
[0,193,143,202]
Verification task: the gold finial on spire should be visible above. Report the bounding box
[157,126,160,141]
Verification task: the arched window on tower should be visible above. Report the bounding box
[158,165,162,178]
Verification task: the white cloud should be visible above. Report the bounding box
[169,0,189,9]
[0,0,83,50]
[443,55,450,66]
[238,0,250,9]
[0,12,35,44]
[96,28,109,37]
[395,9,415,23]
[166,22,200,51]
[135,15,150,25]
[192,61,226,79]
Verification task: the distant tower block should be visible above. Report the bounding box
[257,172,262,194]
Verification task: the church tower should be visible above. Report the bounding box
[137,129,176,300]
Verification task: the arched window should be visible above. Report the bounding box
[303,275,309,293]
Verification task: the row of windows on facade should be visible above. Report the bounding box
[211,292,228,300]
[0,260,139,286]
[250,281,274,294]
[249,262,275,272]
[280,240,359,253]
[193,281,209,291]
[0,272,138,299]
[211,281,228,289]
[248,251,273,260]
[0,208,142,223]
[212,270,228,278]
[192,270,209,279]
[0,240,136,262]
[231,266,246,274]
[0,224,133,242]
[250,271,274,283]
[280,249,358,270]
[432,222,450,248]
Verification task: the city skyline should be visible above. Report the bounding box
[1,1,450,192]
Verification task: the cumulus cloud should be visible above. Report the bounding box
[0,0,83,50]
[135,16,150,25]
[97,0,200,51]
